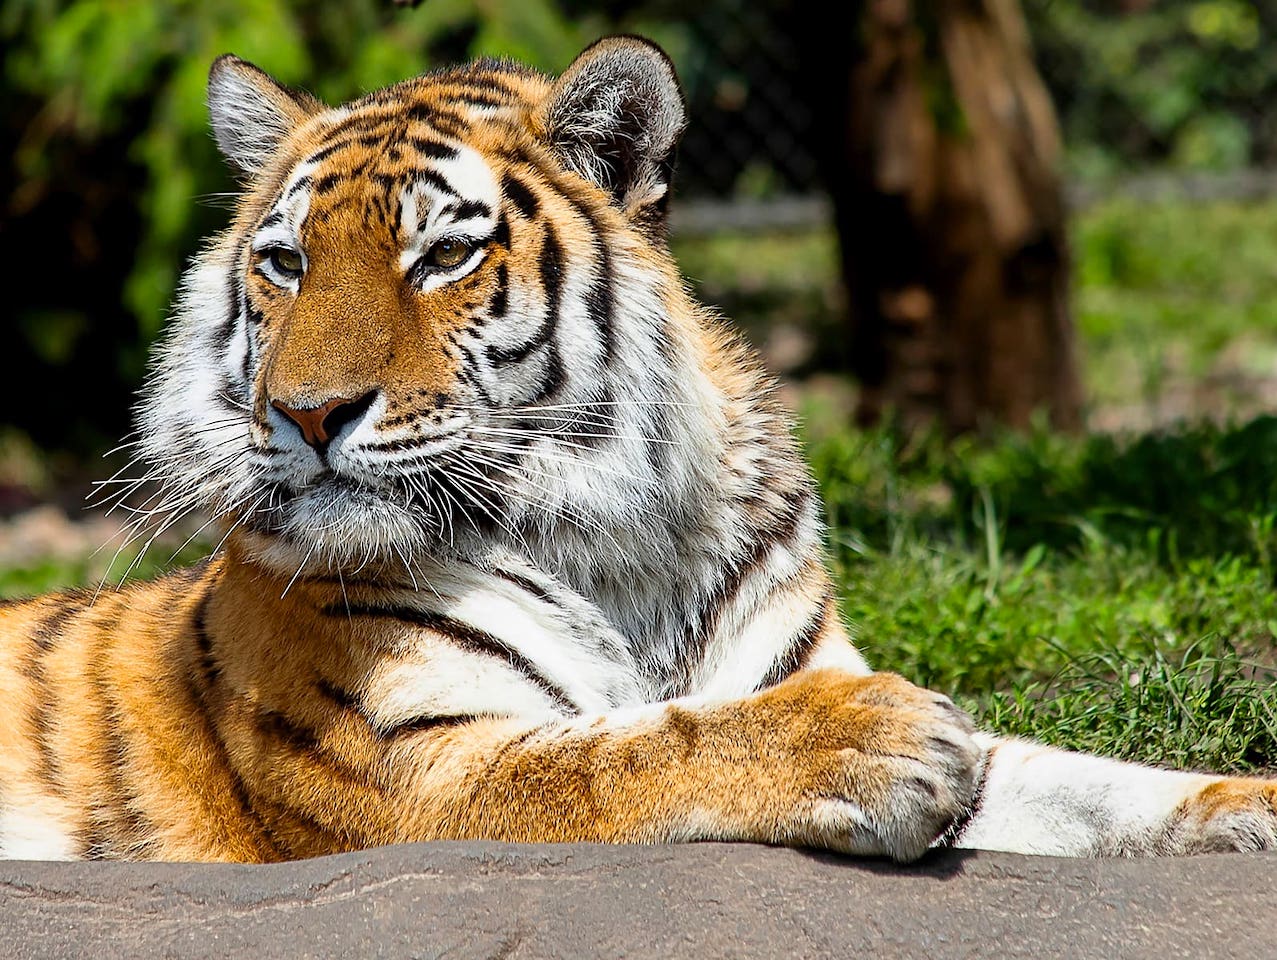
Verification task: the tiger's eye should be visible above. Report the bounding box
[269,247,304,276]
[425,239,472,269]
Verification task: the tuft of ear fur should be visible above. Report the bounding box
[207,55,321,173]
[541,36,686,231]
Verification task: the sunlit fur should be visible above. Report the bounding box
[1,39,1276,862]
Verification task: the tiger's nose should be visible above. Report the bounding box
[271,391,377,451]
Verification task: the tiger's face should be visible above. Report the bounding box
[137,39,698,575]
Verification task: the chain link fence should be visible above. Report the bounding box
[665,0,1277,234]
[675,0,819,199]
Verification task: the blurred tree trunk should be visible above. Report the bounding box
[803,0,1081,433]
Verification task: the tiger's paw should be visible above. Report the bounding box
[1168,779,1277,854]
[758,669,981,863]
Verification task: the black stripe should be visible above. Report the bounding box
[488,567,558,607]
[177,665,283,862]
[312,171,345,194]
[447,90,509,110]
[456,343,496,406]
[490,213,511,250]
[414,168,458,198]
[402,104,441,126]
[502,173,540,219]
[585,236,616,365]
[316,677,361,711]
[385,714,474,737]
[428,112,471,140]
[446,199,492,222]
[192,587,221,689]
[554,181,615,365]
[305,141,353,166]
[489,263,508,318]
[346,157,374,182]
[485,225,562,366]
[410,137,458,160]
[366,437,423,454]
[756,602,828,691]
[241,281,259,385]
[284,175,313,198]
[321,110,401,142]
[315,674,474,748]
[98,715,150,856]
[372,171,401,194]
[23,600,90,795]
[86,605,152,858]
[30,597,89,652]
[181,585,283,862]
[321,603,578,715]
[455,69,528,92]
[254,709,369,785]
[524,345,565,405]
[685,489,813,688]
[390,191,403,239]
[218,272,241,343]
[521,160,615,365]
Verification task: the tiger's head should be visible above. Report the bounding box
[136,38,730,578]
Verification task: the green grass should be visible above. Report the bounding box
[806,416,1277,774]
[1076,199,1277,417]
[0,542,211,600]
[981,643,1277,775]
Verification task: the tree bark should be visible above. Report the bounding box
[804,0,1081,433]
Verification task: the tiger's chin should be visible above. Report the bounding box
[236,476,450,578]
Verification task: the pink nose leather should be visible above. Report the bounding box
[272,396,359,449]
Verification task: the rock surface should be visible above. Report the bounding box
[1,842,1273,959]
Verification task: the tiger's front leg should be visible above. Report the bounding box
[296,669,981,862]
[950,735,1277,856]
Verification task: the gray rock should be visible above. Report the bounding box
[1,842,1273,959]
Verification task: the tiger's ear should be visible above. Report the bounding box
[541,36,686,231]
[207,55,321,173]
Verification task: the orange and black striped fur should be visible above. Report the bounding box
[2,38,1276,861]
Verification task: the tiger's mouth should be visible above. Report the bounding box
[240,465,497,568]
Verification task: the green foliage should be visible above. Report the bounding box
[1026,0,1277,174]
[3,0,600,347]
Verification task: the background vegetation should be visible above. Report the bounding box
[6,0,1275,448]
[3,0,1277,773]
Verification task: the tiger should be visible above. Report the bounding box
[1,36,1275,863]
